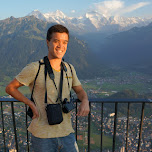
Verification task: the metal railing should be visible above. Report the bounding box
[0,97,152,152]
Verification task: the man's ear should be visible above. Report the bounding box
[46,40,49,49]
[46,40,49,45]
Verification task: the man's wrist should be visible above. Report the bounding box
[27,100,35,107]
[81,98,89,103]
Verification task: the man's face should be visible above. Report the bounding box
[47,32,69,60]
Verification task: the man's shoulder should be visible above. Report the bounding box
[62,62,77,77]
[30,59,44,66]
[63,62,73,69]
[25,59,44,71]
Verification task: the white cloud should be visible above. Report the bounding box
[71,10,76,13]
[118,2,150,15]
[91,0,151,17]
[92,0,124,16]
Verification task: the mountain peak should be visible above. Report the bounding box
[33,9,39,12]
[85,11,107,19]
[29,10,42,15]
[43,10,66,19]
[55,10,66,17]
[28,10,46,21]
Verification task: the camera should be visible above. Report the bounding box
[62,98,75,113]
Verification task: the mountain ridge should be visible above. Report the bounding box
[28,10,152,34]
[98,21,152,74]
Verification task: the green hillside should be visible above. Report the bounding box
[0,16,92,80]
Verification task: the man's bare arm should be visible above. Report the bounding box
[5,78,39,119]
[72,85,90,116]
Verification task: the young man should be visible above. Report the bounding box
[5,24,89,152]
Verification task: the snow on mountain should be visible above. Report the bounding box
[43,10,67,24]
[43,10,66,19]
[28,10,152,34]
[112,16,145,26]
[28,10,46,21]
[84,11,108,28]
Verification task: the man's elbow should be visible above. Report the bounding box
[5,83,16,95]
[5,84,12,94]
[5,79,23,95]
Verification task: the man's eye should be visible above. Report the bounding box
[54,40,58,43]
[63,41,68,44]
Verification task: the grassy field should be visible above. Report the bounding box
[101,82,148,93]
[1,71,152,97]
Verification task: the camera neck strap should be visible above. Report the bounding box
[31,61,44,102]
[64,62,73,99]
[44,56,65,105]
[30,56,73,106]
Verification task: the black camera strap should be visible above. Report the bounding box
[59,66,64,104]
[44,56,64,105]
[63,62,73,99]
[31,61,44,102]
[31,56,73,106]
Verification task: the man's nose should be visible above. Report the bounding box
[57,42,63,47]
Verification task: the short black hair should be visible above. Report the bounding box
[46,24,69,41]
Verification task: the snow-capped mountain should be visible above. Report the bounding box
[28,10,152,34]
[44,10,66,20]
[28,10,46,21]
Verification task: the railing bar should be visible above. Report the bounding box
[100,103,103,152]
[112,102,118,152]
[25,105,30,152]
[1,98,152,103]
[11,102,19,152]
[75,101,78,141]
[137,102,145,152]
[1,102,6,152]
[88,102,91,152]
[125,102,130,152]
[72,98,152,103]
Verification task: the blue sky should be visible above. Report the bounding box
[0,0,152,20]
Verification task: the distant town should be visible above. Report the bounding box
[0,97,152,151]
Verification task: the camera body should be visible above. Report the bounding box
[62,98,75,113]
